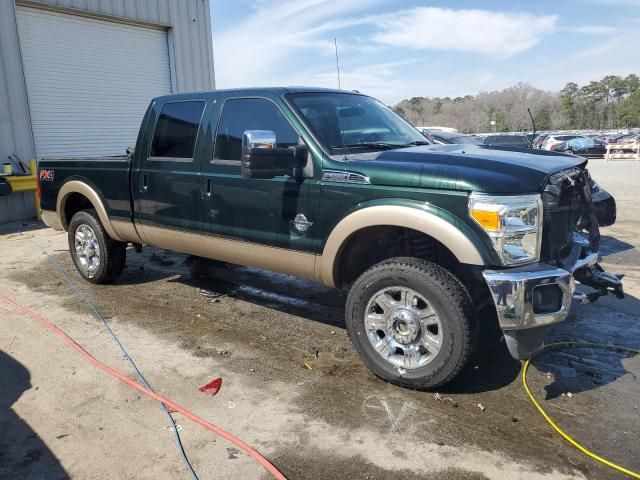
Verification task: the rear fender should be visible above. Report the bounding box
[55,180,140,243]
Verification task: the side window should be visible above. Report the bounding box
[150,101,206,160]
[214,98,299,162]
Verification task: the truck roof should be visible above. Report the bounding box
[152,86,359,103]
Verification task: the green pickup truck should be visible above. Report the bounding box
[38,88,623,390]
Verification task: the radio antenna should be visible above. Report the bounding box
[334,38,341,90]
[527,107,536,148]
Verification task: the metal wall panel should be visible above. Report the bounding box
[0,192,35,224]
[0,2,36,166]
[0,1,36,223]
[0,0,215,222]
[17,6,172,157]
[17,0,215,93]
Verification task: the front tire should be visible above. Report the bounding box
[68,209,126,284]
[345,257,475,390]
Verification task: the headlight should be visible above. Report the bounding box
[469,193,542,266]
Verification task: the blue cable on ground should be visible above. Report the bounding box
[24,231,200,480]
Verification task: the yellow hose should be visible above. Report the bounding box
[522,341,640,479]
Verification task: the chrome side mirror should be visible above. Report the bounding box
[242,130,276,151]
[241,130,305,179]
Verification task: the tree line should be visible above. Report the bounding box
[392,74,640,133]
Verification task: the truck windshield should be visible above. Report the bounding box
[286,92,429,154]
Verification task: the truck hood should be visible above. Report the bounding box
[338,144,587,193]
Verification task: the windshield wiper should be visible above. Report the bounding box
[401,140,431,146]
[329,142,405,150]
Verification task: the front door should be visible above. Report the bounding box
[199,96,320,254]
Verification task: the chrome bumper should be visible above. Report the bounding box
[483,266,574,331]
[482,254,599,359]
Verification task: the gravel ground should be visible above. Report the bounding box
[0,158,638,480]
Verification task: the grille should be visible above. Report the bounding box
[559,239,581,272]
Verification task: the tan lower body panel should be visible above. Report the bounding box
[141,224,319,282]
[44,208,143,245]
[41,210,63,230]
[44,191,320,283]
[112,219,143,244]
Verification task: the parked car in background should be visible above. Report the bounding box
[428,130,484,145]
[416,126,459,134]
[557,136,607,158]
[532,134,549,149]
[600,133,629,144]
[541,134,581,151]
[614,133,639,145]
[482,134,531,148]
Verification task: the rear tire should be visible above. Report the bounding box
[68,209,126,284]
[345,257,475,390]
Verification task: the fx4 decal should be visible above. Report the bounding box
[39,169,54,181]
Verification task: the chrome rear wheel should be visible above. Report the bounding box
[68,209,126,284]
[74,224,101,277]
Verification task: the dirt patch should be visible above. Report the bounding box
[270,450,491,480]
[9,246,623,478]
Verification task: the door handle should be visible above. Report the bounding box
[204,178,212,198]
[141,173,148,192]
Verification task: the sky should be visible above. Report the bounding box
[210,0,640,105]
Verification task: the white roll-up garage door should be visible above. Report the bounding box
[16,6,172,158]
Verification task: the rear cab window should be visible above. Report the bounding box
[149,100,206,161]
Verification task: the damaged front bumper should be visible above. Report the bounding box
[482,247,623,360]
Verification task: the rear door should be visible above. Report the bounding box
[133,98,208,242]
[199,95,320,253]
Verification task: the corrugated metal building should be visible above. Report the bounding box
[0,0,215,223]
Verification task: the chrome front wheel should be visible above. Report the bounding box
[345,258,475,390]
[365,286,443,370]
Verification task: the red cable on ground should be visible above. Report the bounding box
[0,292,287,480]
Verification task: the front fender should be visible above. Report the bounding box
[317,199,496,287]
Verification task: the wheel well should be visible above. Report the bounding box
[63,193,93,229]
[333,226,462,288]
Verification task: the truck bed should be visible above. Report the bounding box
[38,155,133,225]
[41,155,129,162]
